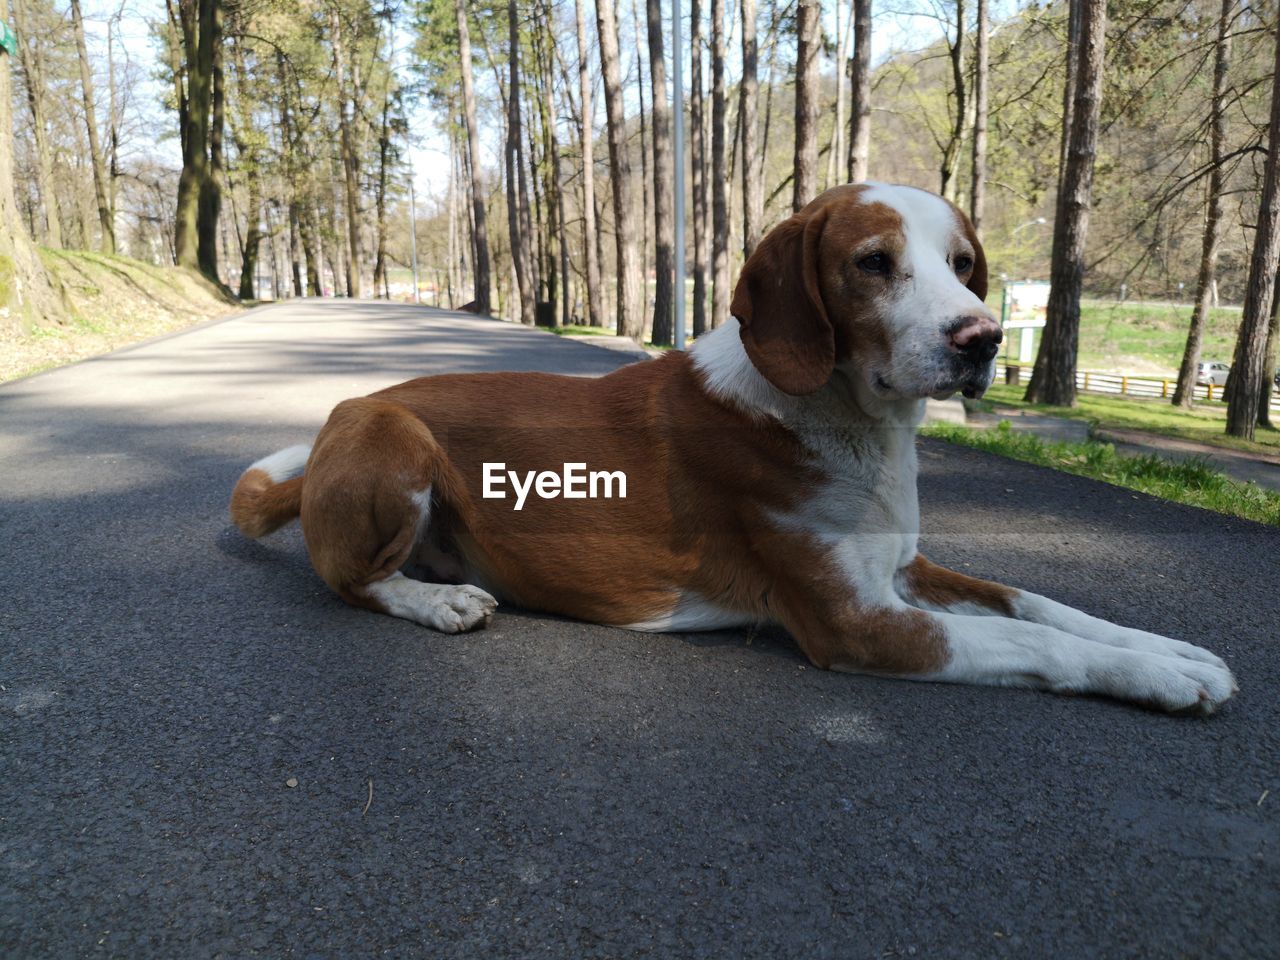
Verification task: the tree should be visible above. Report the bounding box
[1025,0,1106,406]
[573,0,603,327]
[646,0,674,346]
[506,0,535,325]
[710,0,729,328]
[1172,0,1235,408]
[596,0,643,338]
[739,0,761,256]
[1224,18,1280,438]
[172,0,223,283]
[970,0,988,234]
[10,0,61,247]
[690,0,708,337]
[69,0,115,253]
[455,0,491,314]
[938,0,966,202]
[792,0,820,210]
[847,0,871,182]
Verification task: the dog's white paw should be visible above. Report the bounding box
[1106,627,1231,673]
[421,584,499,634]
[1097,649,1237,715]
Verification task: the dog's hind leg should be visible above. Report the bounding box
[300,397,497,633]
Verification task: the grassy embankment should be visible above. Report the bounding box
[1,249,240,384]
[922,420,1280,526]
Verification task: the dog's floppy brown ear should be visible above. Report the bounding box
[730,206,834,396]
[958,211,988,302]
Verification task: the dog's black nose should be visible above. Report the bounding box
[949,315,1003,364]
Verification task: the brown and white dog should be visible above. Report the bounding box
[230,183,1236,714]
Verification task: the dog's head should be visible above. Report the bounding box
[730,183,1000,400]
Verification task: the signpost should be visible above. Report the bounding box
[1001,280,1050,365]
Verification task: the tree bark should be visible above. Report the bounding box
[1172,0,1234,408]
[646,0,674,346]
[507,0,536,325]
[173,0,217,277]
[70,0,116,254]
[739,0,762,257]
[826,0,851,190]
[847,0,871,182]
[970,0,988,235]
[792,0,820,211]
[1025,0,1106,407]
[574,0,603,327]
[10,0,62,247]
[330,6,363,298]
[939,0,966,203]
[197,0,224,282]
[1258,272,1280,428]
[691,0,709,337]
[632,0,651,294]
[456,0,491,313]
[595,0,643,338]
[1224,21,1280,438]
[710,0,729,328]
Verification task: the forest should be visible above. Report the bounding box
[0,0,1277,435]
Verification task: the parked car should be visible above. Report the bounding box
[1196,361,1231,386]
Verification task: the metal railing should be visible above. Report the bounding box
[996,363,1280,411]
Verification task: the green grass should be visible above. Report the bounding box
[550,324,615,337]
[922,420,1280,526]
[1068,300,1242,375]
[975,383,1280,456]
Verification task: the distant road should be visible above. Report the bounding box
[2,299,1276,958]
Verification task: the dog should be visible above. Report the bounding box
[230,183,1236,714]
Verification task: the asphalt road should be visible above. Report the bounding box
[2,300,1277,959]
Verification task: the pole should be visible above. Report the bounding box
[408,162,421,305]
[672,0,687,348]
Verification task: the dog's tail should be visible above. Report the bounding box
[229,444,311,538]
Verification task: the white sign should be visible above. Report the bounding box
[1003,281,1050,329]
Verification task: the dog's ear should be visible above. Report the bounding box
[958,210,988,302]
[730,206,834,396]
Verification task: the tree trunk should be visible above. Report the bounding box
[827,0,851,190]
[595,0,643,338]
[197,0,224,282]
[792,0,820,211]
[970,0,988,235]
[574,0,603,327]
[1025,0,1106,407]
[631,0,651,297]
[1172,0,1235,408]
[507,0,536,326]
[847,0,871,182]
[740,0,761,257]
[238,176,261,300]
[0,0,63,330]
[691,0,709,337]
[454,0,492,314]
[11,0,61,247]
[1224,23,1280,438]
[331,7,363,298]
[1258,272,1280,429]
[710,0,730,329]
[939,0,966,202]
[70,0,116,254]
[646,0,674,346]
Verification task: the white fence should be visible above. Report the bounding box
[995,363,1280,411]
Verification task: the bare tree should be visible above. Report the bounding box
[938,0,966,202]
[574,0,603,327]
[1224,20,1280,438]
[1025,0,1106,407]
[826,0,851,190]
[970,0,988,234]
[740,0,762,256]
[711,0,730,328]
[645,0,674,346]
[595,0,643,338]
[70,0,116,253]
[455,0,491,314]
[10,0,62,247]
[847,0,871,182]
[691,0,709,336]
[1172,0,1235,408]
[507,0,536,325]
[792,0,820,210]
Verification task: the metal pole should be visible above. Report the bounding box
[672,0,687,349]
[408,163,421,304]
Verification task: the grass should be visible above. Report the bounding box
[974,383,1280,456]
[922,420,1280,527]
[0,250,239,384]
[1069,300,1242,375]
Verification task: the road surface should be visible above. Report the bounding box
[2,300,1277,958]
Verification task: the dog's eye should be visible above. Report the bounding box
[858,252,891,275]
[954,254,974,273]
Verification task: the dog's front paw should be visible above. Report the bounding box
[424,584,498,634]
[1103,650,1237,715]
